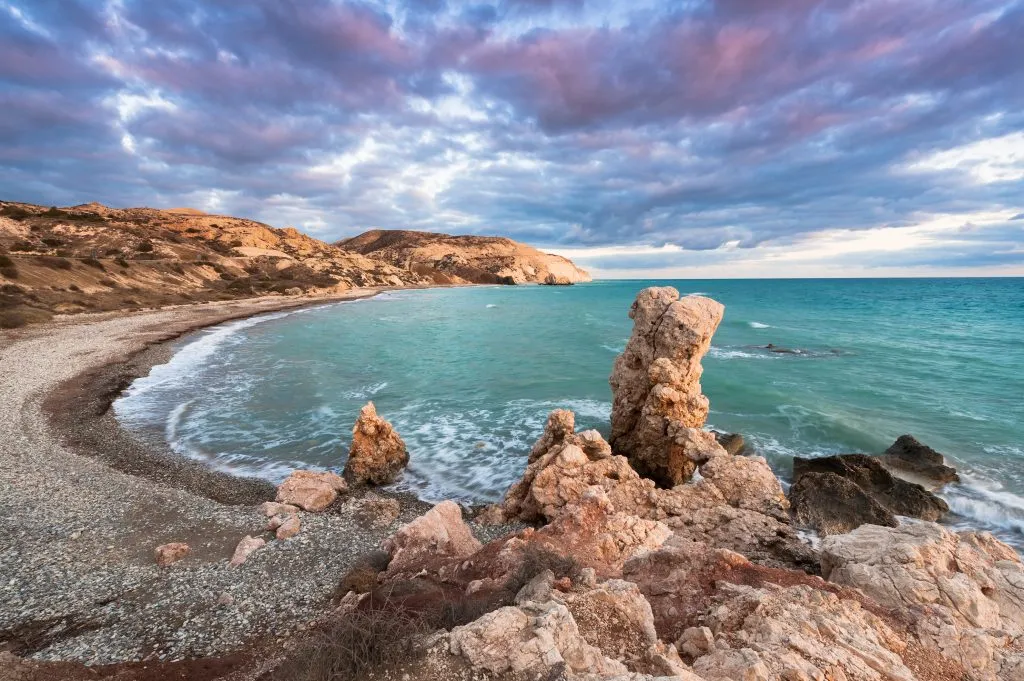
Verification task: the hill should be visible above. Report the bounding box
[0,201,429,328]
[338,229,591,285]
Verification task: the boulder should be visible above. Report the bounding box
[713,431,746,456]
[822,522,1024,680]
[276,470,347,512]
[275,514,301,540]
[881,434,960,487]
[609,287,726,487]
[793,454,948,521]
[260,501,299,517]
[154,542,190,567]
[541,273,573,285]
[383,500,482,576]
[343,402,409,486]
[229,535,265,567]
[561,579,660,672]
[789,471,898,535]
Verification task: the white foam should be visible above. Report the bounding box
[341,382,389,400]
[748,321,771,329]
[709,347,775,360]
[486,304,498,308]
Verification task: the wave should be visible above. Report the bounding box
[341,382,389,400]
[709,347,776,360]
[748,321,771,329]
[685,291,709,296]
[486,304,498,308]
[602,343,626,354]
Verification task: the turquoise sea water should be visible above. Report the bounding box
[115,279,1024,548]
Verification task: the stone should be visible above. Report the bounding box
[229,535,265,567]
[677,627,715,659]
[154,542,190,567]
[789,471,898,535]
[275,514,301,540]
[714,431,746,456]
[609,287,726,487]
[541,273,573,285]
[276,469,347,512]
[260,501,299,517]
[561,579,660,672]
[881,434,960,487]
[793,454,948,521]
[343,402,409,485]
[348,492,401,528]
[383,500,482,576]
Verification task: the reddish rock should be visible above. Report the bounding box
[383,501,482,576]
[229,535,265,567]
[154,542,190,567]
[276,470,347,512]
[343,402,409,485]
[275,514,301,540]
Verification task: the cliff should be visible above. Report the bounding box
[337,229,592,285]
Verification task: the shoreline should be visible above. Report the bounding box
[0,288,500,674]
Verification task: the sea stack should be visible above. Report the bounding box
[609,287,726,487]
[344,402,409,485]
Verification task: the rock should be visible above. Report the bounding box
[793,454,948,521]
[609,287,726,487]
[561,579,660,672]
[677,626,715,659]
[822,522,1024,680]
[789,471,898,535]
[881,434,960,487]
[154,542,190,567]
[541,273,574,285]
[260,501,299,517]
[229,535,265,567]
[266,514,287,531]
[275,469,347,512]
[275,514,301,540]
[216,592,234,606]
[714,431,746,456]
[515,569,555,605]
[348,492,401,528]
[383,500,482,576]
[447,599,629,677]
[343,402,409,486]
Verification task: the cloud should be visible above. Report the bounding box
[0,0,1021,276]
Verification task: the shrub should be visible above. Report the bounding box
[0,255,13,267]
[115,257,130,269]
[68,284,81,292]
[136,241,154,253]
[0,205,32,220]
[10,241,34,252]
[104,248,121,256]
[42,206,67,218]
[98,278,118,288]
[41,237,64,247]
[0,311,27,328]
[1,267,18,279]
[82,257,105,270]
[56,249,73,258]
[169,262,185,274]
[40,256,73,270]
[0,284,22,295]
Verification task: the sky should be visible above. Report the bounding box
[2,0,1023,278]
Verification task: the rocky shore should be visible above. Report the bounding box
[2,287,1022,681]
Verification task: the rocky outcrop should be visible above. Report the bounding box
[714,431,746,456]
[790,471,899,535]
[275,470,348,512]
[343,402,409,486]
[793,454,948,522]
[383,500,482,576]
[541,273,574,285]
[154,542,190,567]
[609,287,726,487]
[881,434,960,487]
[822,522,1024,680]
[337,229,592,285]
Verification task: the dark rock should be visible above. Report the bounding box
[880,435,959,486]
[714,432,746,456]
[789,472,898,535]
[793,454,948,522]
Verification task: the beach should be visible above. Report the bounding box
[0,292,444,675]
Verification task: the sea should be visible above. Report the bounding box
[114,279,1024,549]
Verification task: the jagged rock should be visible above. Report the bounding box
[154,542,190,567]
[793,454,948,521]
[447,599,631,678]
[275,514,301,540]
[383,500,481,576]
[276,470,347,512]
[343,402,409,485]
[229,535,265,567]
[676,626,715,659]
[881,434,960,487]
[609,287,726,487]
[789,471,898,535]
[542,273,574,285]
[561,579,660,672]
[822,522,1024,680]
[714,431,746,456]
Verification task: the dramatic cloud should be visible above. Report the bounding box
[1,0,1022,275]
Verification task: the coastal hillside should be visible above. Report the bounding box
[338,229,592,285]
[0,201,432,327]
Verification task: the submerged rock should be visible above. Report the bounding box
[792,453,948,522]
[343,402,409,486]
[789,471,898,535]
[713,431,746,456]
[609,287,726,487]
[881,434,960,487]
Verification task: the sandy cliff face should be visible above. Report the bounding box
[0,201,431,327]
[337,229,592,285]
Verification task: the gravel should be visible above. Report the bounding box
[0,294,485,666]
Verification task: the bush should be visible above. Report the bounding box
[98,278,118,288]
[0,205,32,220]
[115,257,130,269]
[68,284,81,292]
[42,206,67,218]
[10,241,34,252]
[136,241,154,253]
[0,284,23,295]
[104,248,121,256]
[1,267,18,279]
[0,255,13,267]
[56,249,73,258]
[82,257,105,270]
[40,256,73,270]
[41,237,64,247]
